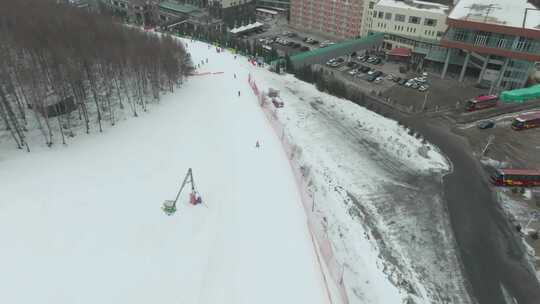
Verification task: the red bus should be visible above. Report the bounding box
[511,111,540,130]
[491,168,540,187]
[465,95,498,112]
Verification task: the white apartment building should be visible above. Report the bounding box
[362,0,449,50]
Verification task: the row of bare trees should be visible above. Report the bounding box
[0,0,193,151]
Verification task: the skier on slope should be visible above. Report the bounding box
[255,141,260,148]
[234,73,236,79]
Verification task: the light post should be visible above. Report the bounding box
[421,91,429,111]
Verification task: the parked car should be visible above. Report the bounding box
[414,76,427,83]
[411,82,420,89]
[360,66,371,73]
[374,77,383,83]
[320,40,335,48]
[373,58,382,65]
[300,46,310,52]
[372,71,383,78]
[418,85,429,92]
[405,80,414,87]
[346,61,358,69]
[357,55,368,61]
[398,78,407,86]
[386,74,395,80]
[367,56,378,63]
[330,57,346,67]
[393,76,402,83]
[309,40,319,45]
[348,69,359,75]
[366,74,378,82]
[477,120,495,129]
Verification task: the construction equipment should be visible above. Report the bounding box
[162,168,202,216]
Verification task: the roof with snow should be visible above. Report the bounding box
[375,0,449,15]
[448,0,540,30]
[229,22,264,34]
[159,1,200,14]
[498,168,540,175]
[256,8,278,15]
[289,33,384,64]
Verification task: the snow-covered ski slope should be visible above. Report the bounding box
[1,34,472,304]
[0,41,328,303]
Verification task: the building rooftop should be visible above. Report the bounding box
[448,0,540,30]
[158,1,200,14]
[375,0,449,15]
[230,22,264,34]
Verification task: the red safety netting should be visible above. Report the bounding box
[248,74,349,304]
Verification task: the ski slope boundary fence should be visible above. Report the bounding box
[248,74,350,304]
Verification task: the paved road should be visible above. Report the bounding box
[356,91,540,303]
[404,116,540,304]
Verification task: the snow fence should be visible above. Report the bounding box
[248,74,349,304]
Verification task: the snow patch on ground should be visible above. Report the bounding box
[497,190,540,281]
[480,157,510,169]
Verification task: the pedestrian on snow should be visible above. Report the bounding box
[255,141,260,148]
[206,58,208,63]
[234,73,236,79]
[238,90,241,97]
[234,55,237,60]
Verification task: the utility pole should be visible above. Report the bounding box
[482,135,495,156]
[524,211,540,230]
[422,91,429,112]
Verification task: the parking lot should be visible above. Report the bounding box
[245,19,531,119]
[455,112,540,168]
[318,52,498,114]
[243,16,344,57]
[453,113,540,271]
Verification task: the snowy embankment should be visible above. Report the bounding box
[245,67,474,302]
[0,39,328,304]
[497,190,540,281]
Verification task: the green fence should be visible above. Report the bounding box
[500,84,540,103]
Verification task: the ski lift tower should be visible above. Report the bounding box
[162,168,202,215]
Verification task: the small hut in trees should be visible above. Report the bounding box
[30,93,77,118]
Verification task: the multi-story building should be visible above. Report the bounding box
[102,0,158,24]
[257,0,289,12]
[440,0,540,91]
[289,0,365,40]
[362,0,449,50]
[208,0,256,28]
[102,0,254,28]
